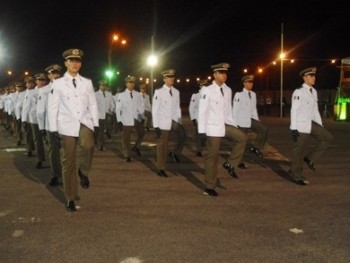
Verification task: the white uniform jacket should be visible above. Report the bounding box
[198,81,235,137]
[141,93,152,112]
[21,88,38,123]
[111,94,118,114]
[232,88,259,128]
[0,94,4,110]
[7,92,17,118]
[95,90,114,120]
[15,91,26,120]
[189,92,200,121]
[4,93,11,114]
[115,90,144,126]
[48,73,99,136]
[290,83,322,133]
[37,83,52,131]
[152,85,182,130]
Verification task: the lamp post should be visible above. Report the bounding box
[280,22,284,118]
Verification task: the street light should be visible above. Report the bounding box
[108,33,127,68]
[147,35,158,101]
[147,54,158,101]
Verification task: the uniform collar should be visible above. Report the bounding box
[164,85,173,90]
[302,83,313,90]
[64,72,80,81]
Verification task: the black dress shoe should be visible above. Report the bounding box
[203,188,218,196]
[223,162,238,179]
[125,157,131,162]
[196,152,203,157]
[238,162,248,169]
[250,147,263,159]
[78,169,90,189]
[169,152,180,163]
[35,162,42,169]
[132,147,142,156]
[157,170,168,178]
[66,201,77,212]
[48,177,59,187]
[304,157,316,171]
[294,178,310,186]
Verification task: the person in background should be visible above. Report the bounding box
[29,73,47,169]
[232,74,268,167]
[95,80,114,151]
[289,67,333,185]
[48,48,99,212]
[257,92,265,116]
[198,63,247,197]
[152,69,186,178]
[0,88,6,126]
[6,85,16,136]
[21,77,36,157]
[111,87,122,134]
[37,64,62,186]
[115,76,145,161]
[265,94,272,116]
[12,83,25,146]
[189,79,208,157]
[139,84,152,132]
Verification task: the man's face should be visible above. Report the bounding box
[213,70,227,84]
[243,80,254,90]
[65,58,82,75]
[304,74,316,86]
[164,75,175,86]
[26,81,35,90]
[36,79,46,88]
[126,82,135,91]
[15,86,24,92]
[49,72,61,81]
[100,84,108,91]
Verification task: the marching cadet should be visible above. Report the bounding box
[198,63,247,196]
[0,88,6,126]
[289,67,333,185]
[111,87,123,134]
[95,80,114,151]
[139,84,152,131]
[115,76,145,161]
[21,76,36,157]
[30,73,47,169]
[7,85,16,136]
[48,48,99,212]
[2,87,13,130]
[13,82,26,146]
[189,79,208,157]
[152,69,186,178]
[37,64,62,186]
[232,74,268,167]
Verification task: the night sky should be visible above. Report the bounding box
[1,0,349,91]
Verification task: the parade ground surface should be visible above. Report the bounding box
[1,114,349,262]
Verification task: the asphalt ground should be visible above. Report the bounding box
[1,114,350,263]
